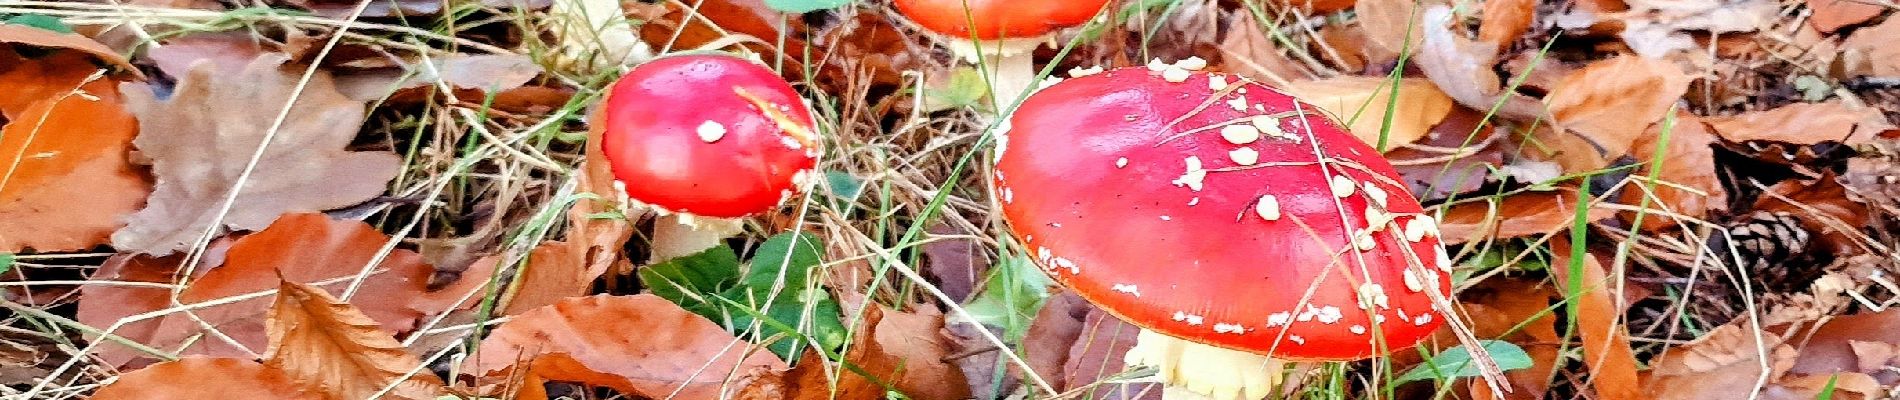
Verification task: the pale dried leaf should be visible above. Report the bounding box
[1284,76,1455,149]
[464,295,787,398]
[1847,340,1895,373]
[286,0,550,18]
[91,357,321,400]
[493,242,592,315]
[1705,101,1894,145]
[1413,5,1545,121]
[1840,17,1900,77]
[265,281,449,400]
[0,50,149,252]
[332,54,544,102]
[1806,0,1884,33]
[1356,0,1433,64]
[1538,56,1691,172]
[114,54,401,255]
[1216,12,1308,86]
[1619,0,1776,57]
[1647,323,1797,399]
[0,24,139,78]
[547,0,651,72]
[1620,112,1726,231]
[1436,188,1611,244]
[780,304,972,400]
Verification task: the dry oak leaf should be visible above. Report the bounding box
[1618,0,1777,57]
[1645,323,1800,400]
[773,304,973,400]
[1435,188,1611,244]
[490,242,592,315]
[114,53,401,255]
[1537,55,1692,173]
[0,48,150,252]
[1619,111,1726,231]
[90,357,322,400]
[82,213,451,365]
[332,54,545,103]
[1443,278,1561,399]
[464,294,787,399]
[1706,101,1895,146]
[1284,76,1455,149]
[266,280,449,400]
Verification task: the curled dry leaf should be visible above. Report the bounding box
[265,281,449,400]
[1446,278,1560,399]
[1412,5,1545,121]
[0,48,150,252]
[113,54,402,255]
[1619,0,1777,57]
[1547,239,1643,400]
[1354,0,1431,64]
[1019,292,1160,399]
[1283,76,1455,149]
[1619,112,1726,231]
[1755,172,1873,256]
[78,213,455,365]
[1646,310,1900,400]
[1386,108,1507,200]
[1536,55,1692,173]
[1705,101,1895,146]
[491,242,591,315]
[1435,188,1611,244]
[90,357,321,400]
[464,294,787,398]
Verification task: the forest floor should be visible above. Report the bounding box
[0,0,1899,399]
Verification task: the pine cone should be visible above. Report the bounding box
[1711,211,1821,292]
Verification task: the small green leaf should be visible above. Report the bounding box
[924,66,992,110]
[3,14,74,34]
[639,245,742,311]
[744,232,823,290]
[1395,340,1534,384]
[961,254,1054,341]
[825,170,867,209]
[0,253,13,276]
[763,0,852,13]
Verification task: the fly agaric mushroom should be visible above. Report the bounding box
[992,66,1460,399]
[891,0,1112,108]
[596,53,820,261]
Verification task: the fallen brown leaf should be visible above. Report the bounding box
[1645,323,1800,399]
[1619,112,1726,231]
[492,242,591,315]
[922,223,989,302]
[0,48,150,252]
[1755,172,1872,256]
[1537,55,1692,173]
[144,32,265,79]
[1705,101,1895,146]
[1386,108,1508,200]
[1618,0,1776,57]
[1217,12,1308,86]
[1548,239,1644,400]
[75,253,194,368]
[0,24,140,78]
[265,281,449,400]
[113,53,401,255]
[1354,0,1432,64]
[778,304,972,400]
[464,294,787,398]
[331,54,545,104]
[81,213,452,365]
[90,357,321,400]
[1284,76,1455,149]
[1646,310,1900,400]
[1018,292,1159,399]
[1477,0,1536,47]
[1806,0,1884,33]
[1412,5,1544,121]
[1441,278,1559,399]
[1436,188,1610,244]
[1840,16,1900,78]
[286,0,551,18]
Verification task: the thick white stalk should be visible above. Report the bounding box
[1125,329,1287,400]
[647,213,744,263]
[984,50,1039,113]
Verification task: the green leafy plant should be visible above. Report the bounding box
[763,0,853,13]
[640,232,848,361]
[1394,340,1533,384]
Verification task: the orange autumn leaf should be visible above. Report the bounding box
[1452,278,1561,399]
[78,213,459,365]
[0,46,150,252]
[775,304,971,400]
[1538,55,1691,172]
[1704,101,1895,146]
[1477,0,1535,46]
[1284,76,1456,149]
[464,295,787,398]
[1548,240,1644,400]
[0,24,140,78]
[90,357,321,400]
[265,281,449,400]
[1806,0,1884,33]
[1620,112,1726,231]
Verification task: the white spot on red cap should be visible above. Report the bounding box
[1146,58,1169,71]
[1053,257,1078,274]
[1405,217,1431,242]
[1315,306,1343,324]
[1353,229,1377,251]
[1288,335,1306,345]
[1172,312,1205,325]
[1220,124,1261,144]
[1069,65,1105,77]
[1356,283,1390,310]
[1188,197,1200,206]
[1350,325,1367,334]
[1365,206,1394,230]
[1112,284,1142,297]
[1436,247,1454,272]
[1402,269,1425,292]
[1331,175,1356,197]
[1162,67,1191,83]
[1226,96,1248,111]
[1363,183,1389,207]
[1250,116,1283,137]
[1213,323,1245,334]
[1266,312,1292,327]
[1174,56,1208,71]
[1229,147,1260,166]
[1415,313,1435,326]
[1208,74,1230,91]
[697,121,727,143]
[1255,195,1281,221]
[1115,157,1128,168]
[1171,156,1208,191]
[1159,215,1172,221]
[1002,188,1014,204]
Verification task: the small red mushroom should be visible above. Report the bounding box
[891,0,1113,108]
[595,53,820,260]
[993,66,1459,399]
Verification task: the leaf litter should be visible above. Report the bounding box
[6,0,1900,399]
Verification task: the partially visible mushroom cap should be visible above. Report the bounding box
[597,53,819,218]
[891,0,1111,41]
[992,65,1452,361]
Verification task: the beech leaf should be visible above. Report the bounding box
[1285,76,1455,149]
[265,280,449,400]
[91,357,321,400]
[0,48,150,252]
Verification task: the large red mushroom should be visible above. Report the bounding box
[595,53,820,261]
[891,0,1114,108]
[993,65,1463,399]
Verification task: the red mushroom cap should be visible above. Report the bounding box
[993,66,1453,361]
[891,0,1112,40]
[597,53,819,218]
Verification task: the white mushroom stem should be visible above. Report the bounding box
[1125,329,1287,400]
[945,37,1048,112]
[647,213,745,263]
